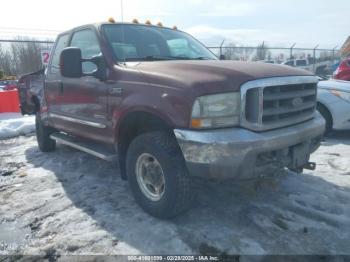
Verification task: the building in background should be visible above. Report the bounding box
[341,36,350,58]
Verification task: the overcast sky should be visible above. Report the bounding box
[0,0,348,48]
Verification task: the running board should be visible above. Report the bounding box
[50,133,117,162]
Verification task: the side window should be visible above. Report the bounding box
[70,29,101,73]
[50,34,69,71]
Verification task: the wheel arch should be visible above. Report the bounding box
[31,95,40,113]
[317,101,333,130]
[116,110,175,180]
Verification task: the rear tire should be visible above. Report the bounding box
[317,104,332,135]
[36,113,56,152]
[126,131,194,219]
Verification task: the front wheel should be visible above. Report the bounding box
[126,131,194,219]
[36,113,56,152]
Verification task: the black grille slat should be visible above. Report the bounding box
[262,110,315,127]
[263,101,315,116]
[263,89,316,101]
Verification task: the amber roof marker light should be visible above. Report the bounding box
[108,17,116,23]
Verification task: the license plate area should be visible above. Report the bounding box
[290,142,311,169]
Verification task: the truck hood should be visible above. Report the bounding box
[131,60,313,95]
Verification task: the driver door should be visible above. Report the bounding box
[56,28,109,141]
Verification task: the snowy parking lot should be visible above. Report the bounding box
[0,125,350,256]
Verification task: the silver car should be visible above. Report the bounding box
[317,78,350,133]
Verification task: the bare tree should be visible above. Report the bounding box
[223,42,239,60]
[0,44,15,75]
[254,43,271,61]
[223,42,255,61]
[11,37,43,74]
[0,38,48,76]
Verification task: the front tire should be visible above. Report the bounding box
[126,131,194,219]
[36,113,56,152]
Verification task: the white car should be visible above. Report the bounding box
[283,59,312,71]
[317,78,350,133]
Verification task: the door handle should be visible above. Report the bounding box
[109,87,123,96]
[58,81,64,95]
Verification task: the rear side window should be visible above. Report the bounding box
[70,29,101,73]
[51,34,69,69]
[70,29,101,59]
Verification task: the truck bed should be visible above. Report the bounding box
[18,69,45,115]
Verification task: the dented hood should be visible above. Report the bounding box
[131,60,313,95]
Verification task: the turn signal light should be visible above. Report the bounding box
[191,119,202,128]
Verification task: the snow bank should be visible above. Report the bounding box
[0,113,35,140]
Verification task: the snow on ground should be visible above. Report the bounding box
[0,132,350,256]
[0,113,35,140]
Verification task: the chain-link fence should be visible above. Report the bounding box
[0,38,342,77]
[0,39,54,76]
[208,44,341,76]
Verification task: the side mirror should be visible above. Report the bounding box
[219,54,226,60]
[60,47,83,78]
[60,47,106,81]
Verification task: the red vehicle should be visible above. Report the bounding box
[333,58,350,81]
[18,21,325,218]
[0,80,18,91]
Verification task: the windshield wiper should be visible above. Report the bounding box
[192,57,212,60]
[124,55,213,62]
[168,56,213,60]
[143,55,195,61]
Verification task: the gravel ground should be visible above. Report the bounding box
[0,132,350,257]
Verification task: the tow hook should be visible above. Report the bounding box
[303,162,316,171]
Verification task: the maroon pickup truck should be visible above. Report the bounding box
[19,21,325,218]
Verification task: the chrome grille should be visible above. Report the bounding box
[241,76,318,131]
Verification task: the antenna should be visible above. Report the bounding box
[120,0,126,65]
[120,0,124,23]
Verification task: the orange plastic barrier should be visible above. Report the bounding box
[0,90,20,113]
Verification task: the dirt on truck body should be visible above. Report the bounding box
[18,21,325,218]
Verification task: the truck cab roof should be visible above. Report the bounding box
[58,21,181,37]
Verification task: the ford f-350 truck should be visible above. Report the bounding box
[19,21,325,218]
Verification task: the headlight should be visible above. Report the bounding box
[330,90,350,103]
[190,92,240,128]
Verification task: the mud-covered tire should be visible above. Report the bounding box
[35,113,56,152]
[317,104,332,135]
[126,131,194,219]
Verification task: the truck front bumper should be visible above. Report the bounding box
[174,113,325,179]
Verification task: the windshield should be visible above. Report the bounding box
[102,24,218,62]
